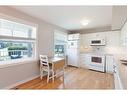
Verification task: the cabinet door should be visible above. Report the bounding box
[80,54,86,68]
[73,34,80,40]
[106,55,114,74]
[68,34,80,40]
[80,54,90,68]
[114,72,119,89]
[68,34,73,40]
[90,32,106,40]
[121,20,127,46]
[105,31,120,47]
[114,70,123,89]
[84,54,90,67]
[67,48,78,67]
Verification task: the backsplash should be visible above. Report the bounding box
[92,46,106,53]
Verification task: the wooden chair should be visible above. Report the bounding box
[40,55,65,83]
[40,55,54,83]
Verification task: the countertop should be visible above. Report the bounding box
[118,60,127,89]
[80,52,114,56]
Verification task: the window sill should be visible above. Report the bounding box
[0,58,38,69]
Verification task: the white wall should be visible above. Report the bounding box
[0,6,68,88]
[0,61,39,89]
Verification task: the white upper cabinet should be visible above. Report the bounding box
[90,32,106,40]
[68,33,80,40]
[68,34,73,40]
[81,31,120,47]
[121,20,127,46]
[105,31,120,47]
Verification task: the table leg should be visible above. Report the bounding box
[52,71,55,83]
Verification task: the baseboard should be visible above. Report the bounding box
[3,74,40,89]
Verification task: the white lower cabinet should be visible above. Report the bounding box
[114,68,123,89]
[106,55,114,74]
[114,73,122,89]
[80,54,90,68]
[113,62,123,89]
[106,56,123,89]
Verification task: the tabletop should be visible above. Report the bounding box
[48,57,65,64]
[48,57,65,70]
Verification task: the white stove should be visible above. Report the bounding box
[88,54,106,72]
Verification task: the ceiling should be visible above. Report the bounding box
[12,6,112,31]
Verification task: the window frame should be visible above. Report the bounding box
[0,13,38,67]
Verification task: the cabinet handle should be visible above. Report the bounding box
[113,65,117,73]
[113,65,116,68]
[113,70,116,73]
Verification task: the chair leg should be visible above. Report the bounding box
[40,70,43,80]
[47,71,50,83]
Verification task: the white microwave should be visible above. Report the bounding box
[90,39,106,46]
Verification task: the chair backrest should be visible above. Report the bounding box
[40,55,49,67]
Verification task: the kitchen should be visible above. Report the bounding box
[0,6,127,89]
[66,25,127,89]
[67,31,119,71]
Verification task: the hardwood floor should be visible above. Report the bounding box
[13,66,114,89]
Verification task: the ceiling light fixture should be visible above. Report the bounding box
[81,20,90,26]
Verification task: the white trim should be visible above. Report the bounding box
[0,13,39,63]
[0,35,36,41]
[35,25,38,59]
[53,29,68,56]
[0,59,37,69]
[3,75,40,89]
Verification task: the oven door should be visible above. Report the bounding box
[89,55,105,72]
[91,56,105,66]
[92,56,102,63]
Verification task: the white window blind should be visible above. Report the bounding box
[0,19,36,39]
[0,18,37,62]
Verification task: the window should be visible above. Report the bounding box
[0,18,37,62]
[55,45,64,54]
[54,30,67,57]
